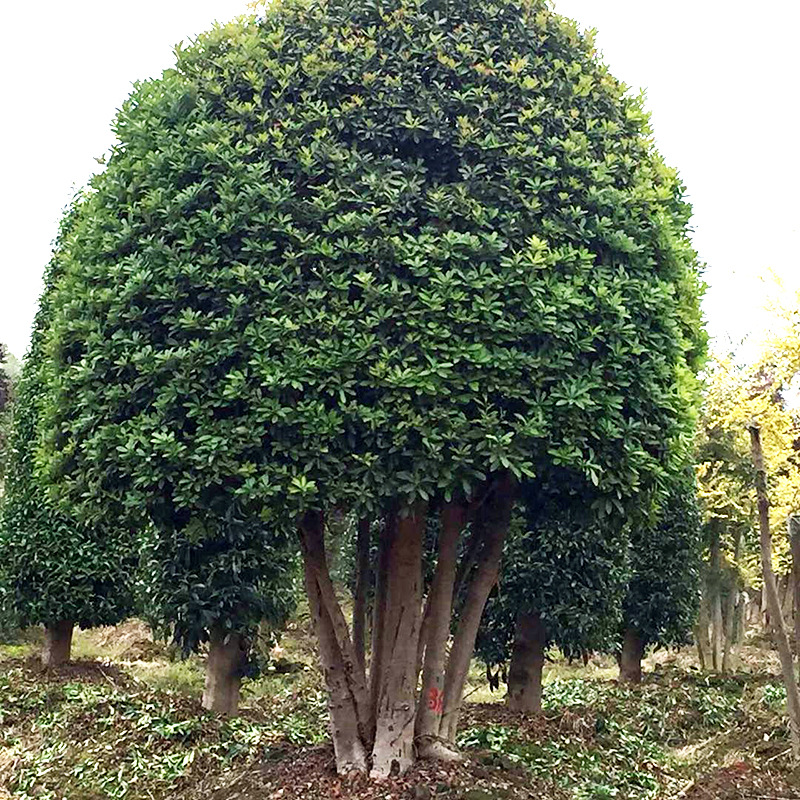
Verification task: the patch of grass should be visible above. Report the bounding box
[128,658,206,695]
[0,660,327,800]
[459,670,793,799]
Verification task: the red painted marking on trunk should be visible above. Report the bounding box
[428,687,444,714]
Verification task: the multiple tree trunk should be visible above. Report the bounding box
[298,474,517,776]
[415,502,466,759]
[696,528,746,674]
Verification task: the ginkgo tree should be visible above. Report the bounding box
[43,0,704,778]
[696,330,800,671]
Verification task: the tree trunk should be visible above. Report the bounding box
[733,590,745,644]
[300,511,370,774]
[370,502,427,778]
[791,516,800,654]
[695,587,710,671]
[721,584,738,674]
[619,627,645,684]
[507,611,546,713]
[750,424,800,760]
[42,621,74,667]
[368,509,394,738]
[710,535,724,672]
[783,573,795,624]
[353,516,371,673]
[415,502,467,760]
[440,473,516,743]
[722,529,742,674]
[202,628,246,716]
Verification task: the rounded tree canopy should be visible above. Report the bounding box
[45,0,704,532]
[0,208,136,630]
[476,490,629,670]
[622,471,703,649]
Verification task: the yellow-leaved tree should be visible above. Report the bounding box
[696,280,800,671]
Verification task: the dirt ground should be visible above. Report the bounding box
[2,623,800,799]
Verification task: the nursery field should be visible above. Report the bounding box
[1,618,798,800]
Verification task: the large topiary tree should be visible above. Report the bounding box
[475,490,629,714]
[43,0,703,777]
[0,210,137,666]
[618,473,704,682]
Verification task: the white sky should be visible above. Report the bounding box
[1,0,798,360]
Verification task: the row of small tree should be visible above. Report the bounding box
[0,0,706,779]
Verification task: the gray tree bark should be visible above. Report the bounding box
[42,621,74,667]
[791,516,800,653]
[750,424,800,760]
[370,502,427,778]
[300,511,370,774]
[709,535,724,672]
[202,628,246,716]
[353,516,371,673]
[415,502,467,760]
[695,587,711,671]
[722,529,742,674]
[507,611,546,713]
[440,474,516,742]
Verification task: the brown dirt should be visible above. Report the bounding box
[82,618,171,662]
[195,743,562,800]
[684,761,800,799]
[17,656,133,687]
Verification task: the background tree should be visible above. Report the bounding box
[697,350,800,664]
[0,211,136,666]
[137,516,299,714]
[475,491,629,714]
[0,344,20,497]
[619,473,704,682]
[43,0,704,777]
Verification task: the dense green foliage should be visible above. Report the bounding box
[138,518,299,658]
[45,1,703,516]
[622,474,703,648]
[476,492,629,671]
[0,219,136,631]
[41,0,702,652]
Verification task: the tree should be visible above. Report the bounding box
[0,210,136,666]
[43,0,703,777]
[750,424,800,759]
[0,344,19,496]
[696,349,800,665]
[475,491,629,714]
[618,473,703,682]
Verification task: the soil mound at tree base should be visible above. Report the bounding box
[203,744,555,800]
[684,761,800,799]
